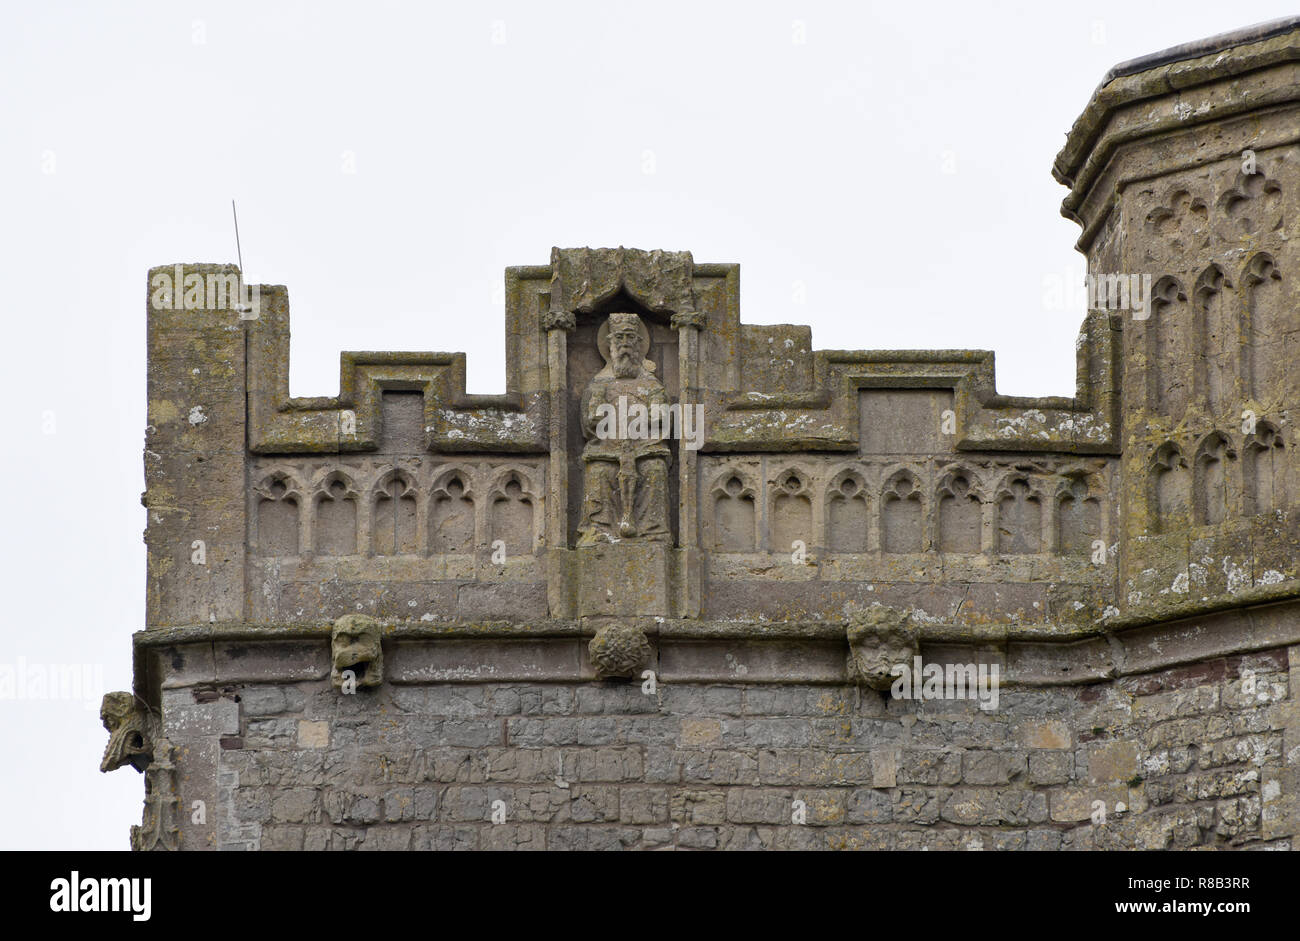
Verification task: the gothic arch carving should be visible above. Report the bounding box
[994,474,1043,554]
[708,470,758,552]
[1243,422,1286,516]
[1055,474,1101,555]
[1146,275,1188,419]
[1193,264,1237,417]
[1242,252,1283,403]
[935,467,983,553]
[1150,442,1191,533]
[769,466,813,554]
[487,467,538,557]
[880,467,924,553]
[314,471,359,556]
[826,467,869,553]
[430,467,477,554]
[253,471,302,556]
[372,469,419,555]
[1192,431,1236,526]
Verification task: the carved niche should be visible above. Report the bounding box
[552,247,697,549]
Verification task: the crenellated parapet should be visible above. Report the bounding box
[122,18,1300,853]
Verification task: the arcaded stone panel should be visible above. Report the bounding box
[1116,144,1300,618]
[248,457,545,558]
[695,453,1116,627]
[145,264,248,628]
[161,646,1292,850]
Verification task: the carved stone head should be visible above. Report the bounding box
[605,312,648,379]
[588,622,653,680]
[99,691,155,773]
[331,614,383,689]
[845,604,918,691]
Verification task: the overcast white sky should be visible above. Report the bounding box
[3,1,1294,849]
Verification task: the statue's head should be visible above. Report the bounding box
[607,313,647,379]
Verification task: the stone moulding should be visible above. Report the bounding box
[129,589,1300,699]
[248,343,548,455]
[711,313,1120,454]
[1055,21,1300,249]
[238,251,1118,457]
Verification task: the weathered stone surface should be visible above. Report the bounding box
[117,21,1300,851]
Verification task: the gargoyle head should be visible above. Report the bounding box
[331,614,383,690]
[845,604,918,692]
[99,691,155,773]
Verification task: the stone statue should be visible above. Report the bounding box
[577,312,672,545]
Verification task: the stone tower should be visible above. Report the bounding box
[103,19,1300,851]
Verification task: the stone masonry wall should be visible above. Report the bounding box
[113,22,1300,850]
[182,645,1296,851]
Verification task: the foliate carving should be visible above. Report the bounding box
[588,623,653,679]
[578,313,672,545]
[550,246,696,315]
[845,605,917,691]
[542,308,576,331]
[131,740,180,851]
[670,310,706,330]
[99,691,156,774]
[331,614,383,690]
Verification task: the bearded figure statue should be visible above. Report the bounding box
[577,312,672,545]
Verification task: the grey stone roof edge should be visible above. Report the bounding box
[1096,15,1300,89]
[1054,16,1300,191]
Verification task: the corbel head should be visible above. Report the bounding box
[845,604,918,692]
[331,614,383,690]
